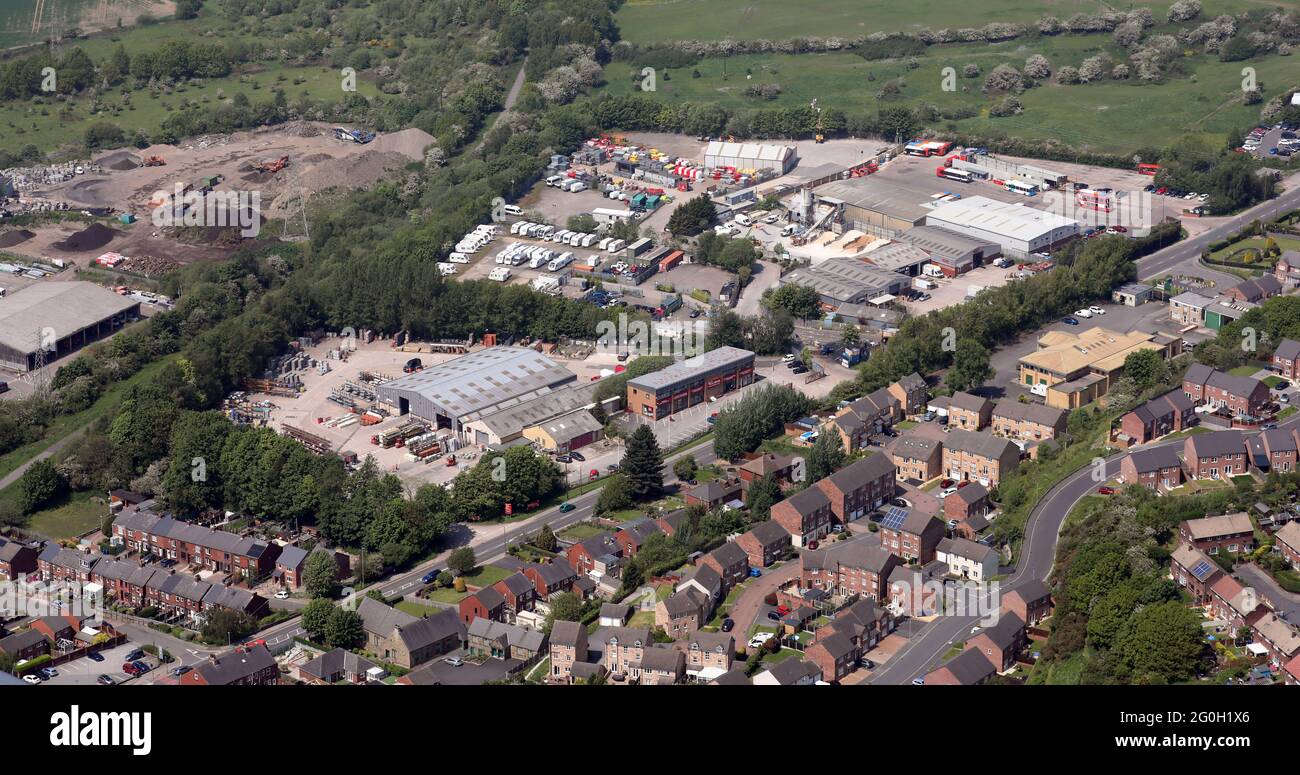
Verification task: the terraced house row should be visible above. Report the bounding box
[112,502,281,580]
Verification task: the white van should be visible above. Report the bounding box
[780,224,798,237]
[546,175,564,187]
[734,213,752,227]
[503,204,524,216]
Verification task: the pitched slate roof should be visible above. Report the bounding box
[746,520,789,545]
[550,619,586,649]
[944,429,1017,460]
[1183,513,1253,540]
[933,647,996,684]
[1275,338,1300,362]
[466,617,545,652]
[992,399,1066,427]
[1128,444,1182,472]
[949,391,990,413]
[759,658,821,685]
[190,645,275,685]
[937,536,997,564]
[825,451,895,491]
[709,541,748,568]
[974,611,1024,650]
[299,648,377,682]
[1186,429,1246,459]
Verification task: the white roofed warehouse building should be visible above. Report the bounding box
[0,281,140,372]
[626,346,755,420]
[704,141,797,174]
[924,196,1079,258]
[375,346,577,443]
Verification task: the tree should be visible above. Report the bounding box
[623,425,664,500]
[323,607,365,649]
[303,551,341,598]
[763,283,821,319]
[1115,600,1205,682]
[596,473,633,515]
[447,547,477,576]
[666,195,717,236]
[945,339,993,393]
[544,591,584,634]
[673,455,698,482]
[200,608,257,645]
[1122,349,1169,392]
[301,598,334,643]
[745,473,782,520]
[535,523,558,552]
[807,429,845,482]
[841,325,861,347]
[18,459,65,514]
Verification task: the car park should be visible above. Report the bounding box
[86,651,104,662]
[97,674,116,685]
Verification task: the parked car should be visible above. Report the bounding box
[97,674,116,686]
[171,665,191,677]
[125,648,145,662]
[23,674,41,684]
[938,486,958,499]
[807,540,819,550]
[131,660,151,674]
[39,667,57,679]
[1087,305,1105,315]
[1097,486,1116,495]
[766,611,782,621]
[556,454,572,464]
[749,567,762,577]
[422,570,439,584]
[1062,316,1080,326]
[569,451,586,462]
[274,589,290,600]
[122,662,142,676]
[445,656,464,667]
[721,618,735,632]
[86,651,104,662]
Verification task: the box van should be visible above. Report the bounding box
[923,264,945,278]
[734,213,752,227]
[780,224,798,237]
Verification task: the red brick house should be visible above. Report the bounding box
[964,612,1025,672]
[1183,430,1248,480]
[491,572,538,621]
[1256,427,1299,474]
[801,541,900,602]
[30,614,82,643]
[1120,445,1184,491]
[1119,389,1197,444]
[815,452,896,524]
[926,648,995,685]
[655,509,692,538]
[614,518,663,558]
[820,598,894,652]
[1223,274,1282,303]
[682,479,742,510]
[878,510,944,564]
[458,586,507,626]
[1000,580,1052,626]
[1274,522,1300,569]
[1251,613,1300,666]
[1170,544,1222,604]
[179,645,279,686]
[943,483,990,523]
[0,629,49,662]
[1273,338,1300,381]
[1179,513,1255,555]
[771,486,833,549]
[737,453,798,490]
[735,521,790,568]
[1182,364,1269,417]
[0,540,38,581]
[37,545,98,584]
[565,533,622,576]
[700,541,749,589]
[113,507,280,580]
[804,630,859,682]
[947,391,992,431]
[523,561,580,600]
[1206,574,1265,629]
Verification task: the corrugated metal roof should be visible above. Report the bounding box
[0,281,139,354]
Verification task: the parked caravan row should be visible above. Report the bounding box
[488,266,512,282]
[455,223,501,254]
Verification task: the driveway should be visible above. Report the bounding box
[728,561,800,639]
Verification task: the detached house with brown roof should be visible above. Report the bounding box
[1170,544,1222,604]
[736,520,791,568]
[1001,579,1052,626]
[490,572,538,622]
[738,453,799,490]
[944,483,990,524]
[831,387,901,452]
[458,585,507,626]
[1180,513,1255,555]
[656,588,710,639]
[523,561,580,600]
[926,647,996,685]
[947,391,992,431]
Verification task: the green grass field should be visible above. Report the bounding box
[614,0,1298,43]
[602,38,1300,153]
[25,491,106,539]
[2,63,378,152]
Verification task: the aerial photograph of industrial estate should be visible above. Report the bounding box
[3,1,1300,722]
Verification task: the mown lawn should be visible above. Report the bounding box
[25,491,107,540]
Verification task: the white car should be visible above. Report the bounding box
[748,633,775,649]
[1074,309,1093,318]
[938,486,958,499]
[763,213,780,224]
[1087,305,1105,315]
[274,589,290,599]
[22,674,40,685]
[445,656,464,667]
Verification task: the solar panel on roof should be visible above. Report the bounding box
[880,507,908,531]
[1190,560,1215,579]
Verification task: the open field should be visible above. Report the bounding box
[601,38,1300,153]
[1,63,379,154]
[0,0,173,49]
[614,0,1298,43]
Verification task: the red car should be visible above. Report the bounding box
[122,662,142,676]
[1097,486,1116,495]
[776,605,791,616]
[956,480,970,488]
[940,479,956,488]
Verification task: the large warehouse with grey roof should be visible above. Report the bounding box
[376,346,578,440]
[0,281,140,372]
